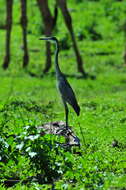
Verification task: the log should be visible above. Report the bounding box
[37,121,80,147]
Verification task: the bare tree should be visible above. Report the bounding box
[37,0,58,73]
[3,0,29,69]
[57,0,86,76]
[3,0,13,69]
[122,19,126,65]
[3,0,87,76]
[37,0,87,76]
[20,0,29,68]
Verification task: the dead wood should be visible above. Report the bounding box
[37,121,80,147]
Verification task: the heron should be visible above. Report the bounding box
[39,36,80,130]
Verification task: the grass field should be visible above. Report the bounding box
[0,0,126,189]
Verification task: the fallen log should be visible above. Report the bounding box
[37,121,80,147]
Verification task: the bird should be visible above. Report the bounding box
[39,36,80,130]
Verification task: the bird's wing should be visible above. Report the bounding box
[58,75,80,115]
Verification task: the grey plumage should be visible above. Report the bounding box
[57,73,80,115]
[39,36,80,129]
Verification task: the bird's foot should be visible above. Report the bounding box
[66,126,69,131]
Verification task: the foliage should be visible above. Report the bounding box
[0,0,126,189]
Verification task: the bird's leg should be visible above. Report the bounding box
[62,99,69,130]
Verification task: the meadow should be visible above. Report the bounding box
[0,0,126,189]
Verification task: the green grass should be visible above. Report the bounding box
[0,0,126,189]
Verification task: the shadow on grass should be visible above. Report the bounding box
[25,70,96,80]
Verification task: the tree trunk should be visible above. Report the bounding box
[3,0,13,69]
[37,0,58,73]
[57,0,87,76]
[123,20,126,65]
[20,0,29,68]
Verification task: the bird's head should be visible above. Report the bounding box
[39,36,58,44]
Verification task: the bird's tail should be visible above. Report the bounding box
[73,104,80,116]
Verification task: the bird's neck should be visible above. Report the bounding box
[55,42,62,77]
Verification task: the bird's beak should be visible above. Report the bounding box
[39,37,49,41]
